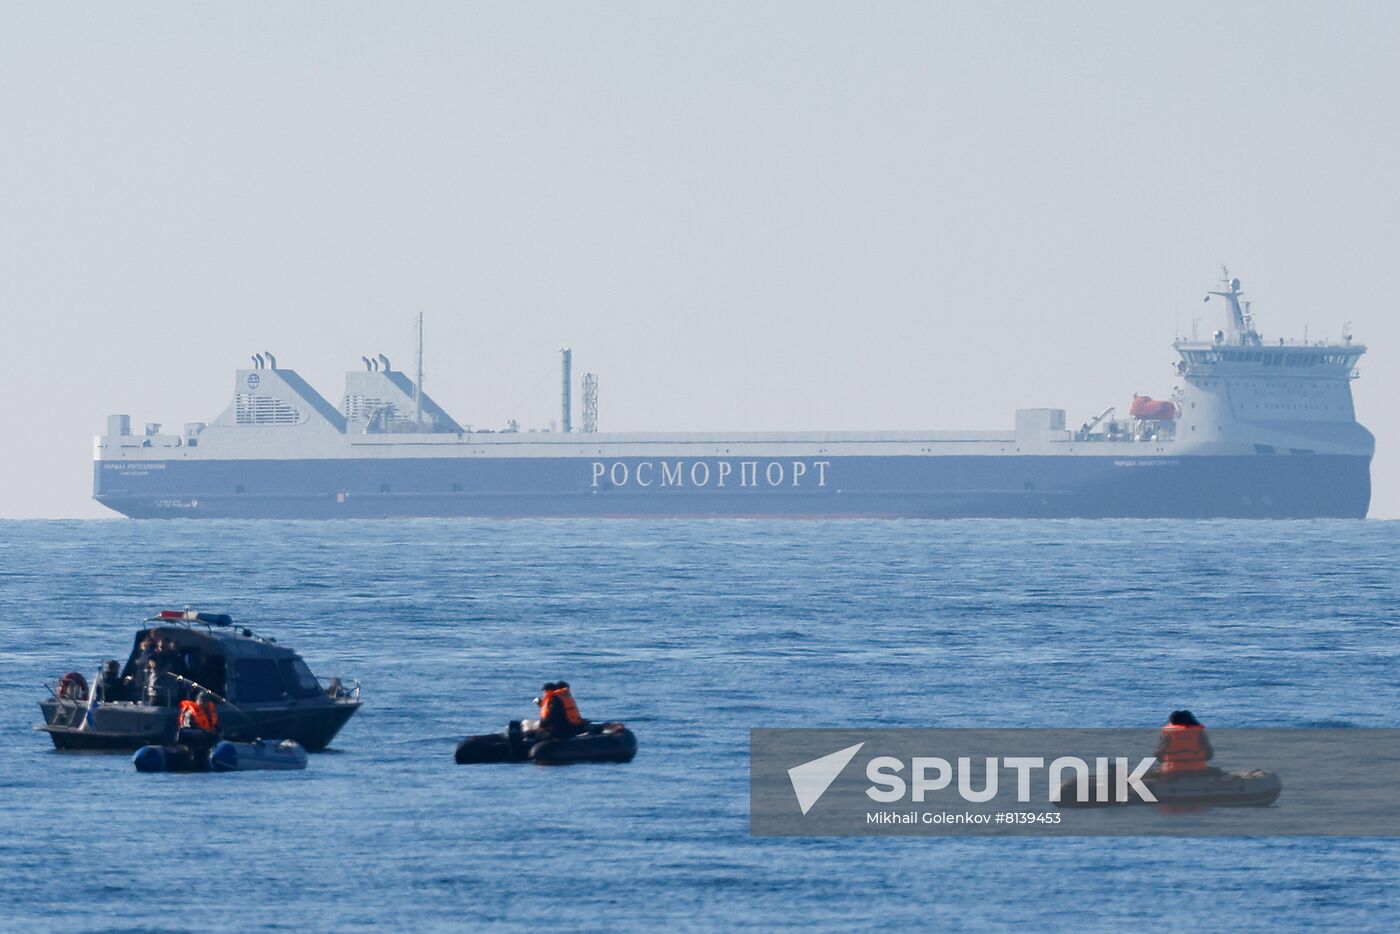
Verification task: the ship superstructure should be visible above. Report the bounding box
[93,273,1373,519]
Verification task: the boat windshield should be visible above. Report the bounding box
[227,656,325,703]
[278,658,322,699]
[233,659,286,702]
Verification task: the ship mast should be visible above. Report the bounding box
[1204,266,1261,345]
[415,312,424,427]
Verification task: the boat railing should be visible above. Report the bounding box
[43,677,95,703]
[41,683,92,728]
[318,676,362,703]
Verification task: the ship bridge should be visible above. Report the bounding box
[1177,269,1366,378]
[1175,342,1364,375]
[1164,272,1371,457]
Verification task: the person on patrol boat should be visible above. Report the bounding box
[177,690,219,735]
[96,659,122,701]
[1154,709,1215,779]
[536,681,587,739]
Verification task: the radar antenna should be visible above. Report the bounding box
[1204,266,1259,345]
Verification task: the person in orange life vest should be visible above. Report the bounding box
[537,681,587,738]
[1154,709,1214,778]
[177,690,220,740]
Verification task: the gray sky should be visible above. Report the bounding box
[2,2,1397,518]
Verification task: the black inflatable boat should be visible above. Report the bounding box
[455,720,637,765]
[133,742,212,773]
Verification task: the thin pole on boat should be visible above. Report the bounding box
[165,673,254,725]
[166,672,337,739]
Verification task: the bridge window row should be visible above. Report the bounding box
[1182,350,1358,368]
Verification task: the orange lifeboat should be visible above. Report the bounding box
[1130,395,1178,420]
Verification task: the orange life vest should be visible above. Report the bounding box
[539,687,583,726]
[1159,723,1208,774]
[178,699,218,733]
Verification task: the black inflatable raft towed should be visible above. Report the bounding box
[1056,768,1281,808]
[455,721,637,765]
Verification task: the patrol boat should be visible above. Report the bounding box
[37,610,361,752]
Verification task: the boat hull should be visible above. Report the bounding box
[94,453,1372,519]
[39,699,361,752]
[455,722,637,765]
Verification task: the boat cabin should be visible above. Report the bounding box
[39,609,361,752]
[108,610,326,706]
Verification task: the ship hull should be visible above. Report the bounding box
[93,453,1372,519]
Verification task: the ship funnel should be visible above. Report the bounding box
[362,356,373,371]
[251,355,260,369]
[265,351,278,370]
[378,354,391,372]
[254,353,265,369]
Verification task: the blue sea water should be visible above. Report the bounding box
[1,519,1397,932]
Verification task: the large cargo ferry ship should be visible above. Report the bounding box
[93,273,1373,519]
